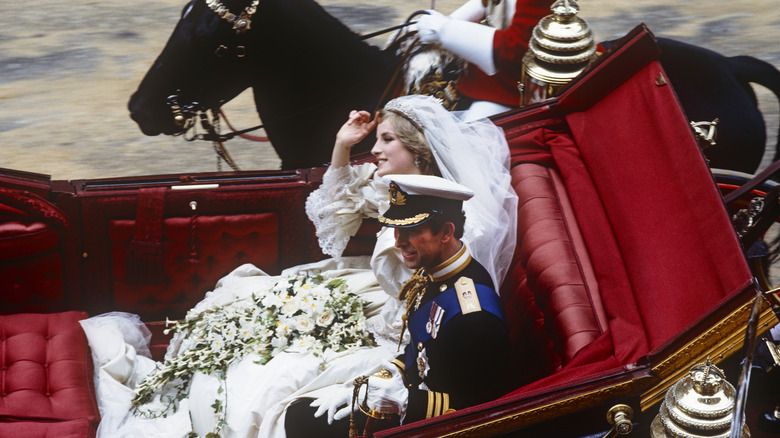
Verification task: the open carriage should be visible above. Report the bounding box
[1,23,778,438]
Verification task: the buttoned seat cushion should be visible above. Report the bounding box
[0,312,98,437]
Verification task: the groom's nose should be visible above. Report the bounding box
[394,229,409,247]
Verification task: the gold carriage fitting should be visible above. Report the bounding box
[651,360,750,437]
[519,0,597,106]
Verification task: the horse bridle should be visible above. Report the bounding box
[165,1,265,133]
[159,1,262,170]
[166,92,243,171]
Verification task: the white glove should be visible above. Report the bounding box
[416,10,448,44]
[366,360,409,417]
[417,10,498,76]
[449,0,487,22]
[310,384,354,424]
[438,18,498,76]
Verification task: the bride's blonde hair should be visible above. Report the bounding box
[376,109,441,177]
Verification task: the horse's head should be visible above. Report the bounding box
[129,0,258,136]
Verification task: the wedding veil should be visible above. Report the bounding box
[385,95,518,289]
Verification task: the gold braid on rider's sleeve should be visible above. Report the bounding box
[397,268,431,350]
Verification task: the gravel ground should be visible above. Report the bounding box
[0,0,778,180]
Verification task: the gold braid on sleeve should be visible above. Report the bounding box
[397,268,431,350]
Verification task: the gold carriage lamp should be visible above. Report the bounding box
[519,0,597,107]
[650,359,751,437]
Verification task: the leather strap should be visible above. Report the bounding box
[723,160,780,205]
[126,187,167,284]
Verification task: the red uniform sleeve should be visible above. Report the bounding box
[457,0,554,106]
[492,0,556,79]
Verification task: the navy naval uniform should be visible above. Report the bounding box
[392,243,511,422]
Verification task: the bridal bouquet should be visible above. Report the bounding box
[131,273,376,433]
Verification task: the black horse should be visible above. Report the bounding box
[129,0,780,173]
[128,0,397,169]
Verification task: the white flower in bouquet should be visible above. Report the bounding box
[317,309,335,327]
[209,334,225,352]
[239,320,256,340]
[271,333,289,351]
[261,292,283,309]
[293,314,315,333]
[281,297,301,315]
[289,334,319,353]
[301,296,325,318]
[275,320,291,338]
[224,325,238,341]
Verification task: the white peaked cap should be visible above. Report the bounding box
[380,174,474,201]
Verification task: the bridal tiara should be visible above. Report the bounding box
[383,98,426,131]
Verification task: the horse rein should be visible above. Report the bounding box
[166,93,242,171]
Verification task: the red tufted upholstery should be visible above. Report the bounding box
[501,162,607,385]
[109,213,281,320]
[0,311,98,437]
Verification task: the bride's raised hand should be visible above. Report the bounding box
[330,110,377,168]
[335,110,376,150]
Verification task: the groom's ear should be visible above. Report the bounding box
[439,221,456,243]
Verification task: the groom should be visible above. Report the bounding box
[285,174,511,437]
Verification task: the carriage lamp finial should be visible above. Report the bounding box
[205,0,259,35]
[650,359,750,437]
[519,0,597,107]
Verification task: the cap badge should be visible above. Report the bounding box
[389,182,407,206]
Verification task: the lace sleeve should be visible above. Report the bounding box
[306,163,384,258]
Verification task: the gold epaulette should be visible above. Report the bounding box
[454,276,482,315]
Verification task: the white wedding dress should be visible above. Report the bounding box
[80,96,518,438]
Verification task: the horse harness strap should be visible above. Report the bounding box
[205,0,259,35]
[723,158,780,205]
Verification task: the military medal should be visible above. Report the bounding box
[426,302,445,339]
[417,344,430,379]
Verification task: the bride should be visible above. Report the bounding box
[80,94,517,437]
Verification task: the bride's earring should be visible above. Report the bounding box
[414,156,420,167]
